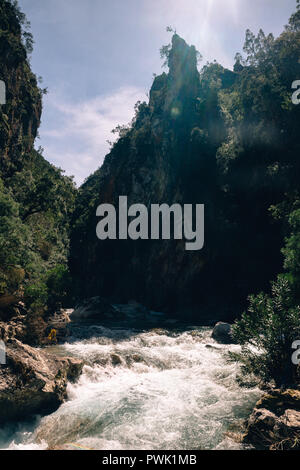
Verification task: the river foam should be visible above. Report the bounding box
[1,325,261,450]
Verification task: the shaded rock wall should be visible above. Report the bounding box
[70,35,234,320]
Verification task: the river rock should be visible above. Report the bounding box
[0,339,83,425]
[0,299,27,323]
[113,301,149,319]
[212,322,234,344]
[243,389,300,450]
[0,317,26,343]
[71,297,121,321]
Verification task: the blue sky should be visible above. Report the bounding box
[18,0,297,185]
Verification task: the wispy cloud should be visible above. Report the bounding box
[38,86,146,185]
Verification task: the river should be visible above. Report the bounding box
[0,321,261,450]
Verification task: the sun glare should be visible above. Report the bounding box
[168,0,240,68]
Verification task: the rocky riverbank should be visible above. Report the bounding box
[0,305,83,426]
[242,389,300,450]
[0,338,83,426]
[0,298,168,428]
[211,323,300,450]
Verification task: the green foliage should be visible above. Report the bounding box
[45,265,72,313]
[160,44,171,68]
[0,2,76,337]
[242,29,275,67]
[24,281,48,310]
[0,0,42,181]
[232,276,300,386]
[233,191,300,387]
[286,0,300,32]
[282,209,300,286]
[23,265,71,313]
[9,149,76,221]
[4,0,34,54]
[0,177,36,295]
[0,149,76,304]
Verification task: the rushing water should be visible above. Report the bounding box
[1,322,262,450]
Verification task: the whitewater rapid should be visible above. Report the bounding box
[1,324,262,450]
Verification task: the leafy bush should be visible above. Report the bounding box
[282,209,300,293]
[45,264,71,313]
[232,276,300,386]
[24,281,48,310]
[23,280,48,344]
[232,201,300,387]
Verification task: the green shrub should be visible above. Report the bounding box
[282,209,300,294]
[232,276,300,387]
[45,264,71,313]
[24,281,48,309]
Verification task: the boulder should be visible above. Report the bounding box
[243,389,300,450]
[255,388,300,413]
[0,317,26,343]
[71,297,121,321]
[212,322,234,344]
[278,409,300,433]
[0,299,26,322]
[113,301,149,319]
[244,408,277,447]
[0,339,83,425]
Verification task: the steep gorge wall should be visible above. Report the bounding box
[70,35,238,320]
[70,19,300,321]
[0,0,41,177]
[0,1,76,330]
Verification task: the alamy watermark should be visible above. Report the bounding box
[0,340,6,365]
[291,80,300,105]
[290,83,300,364]
[0,80,6,105]
[96,196,204,251]
[292,340,300,366]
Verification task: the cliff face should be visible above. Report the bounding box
[0,0,41,177]
[70,22,300,320]
[70,35,236,319]
[0,1,76,336]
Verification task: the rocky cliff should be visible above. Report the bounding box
[70,26,296,320]
[0,0,41,177]
[70,35,240,320]
[0,0,76,338]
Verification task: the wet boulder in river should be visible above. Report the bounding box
[0,340,83,425]
[71,297,122,321]
[212,322,234,344]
